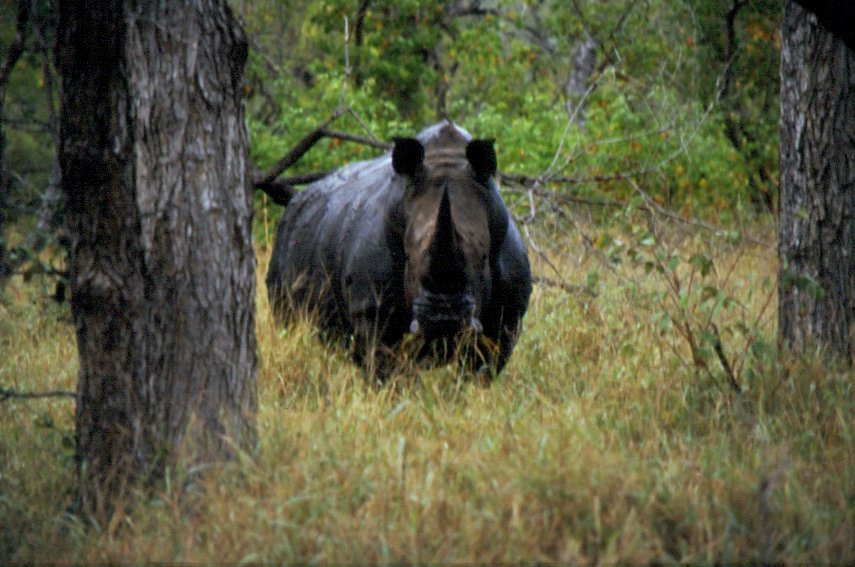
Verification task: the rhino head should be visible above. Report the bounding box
[390,135,506,342]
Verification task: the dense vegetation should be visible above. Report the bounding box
[2,0,853,563]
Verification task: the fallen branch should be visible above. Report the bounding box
[532,275,597,297]
[1,387,75,401]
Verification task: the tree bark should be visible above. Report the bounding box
[778,1,855,363]
[56,0,257,517]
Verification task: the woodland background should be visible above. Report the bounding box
[2,1,853,564]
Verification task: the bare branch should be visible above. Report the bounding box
[279,171,333,185]
[533,275,596,297]
[1,387,76,401]
[324,129,390,150]
[255,110,346,186]
[252,113,388,204]
[503,177,773,249]
[626,177,772,248]
[711,324,742,394]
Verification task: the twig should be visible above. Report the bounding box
[324,129,390,150]
[711,324,741,393]
[1,387,75,401]
[626,177,772,248]
[532,275,597,297]
[279,171,332,185]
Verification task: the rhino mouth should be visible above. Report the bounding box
[410,290,482,338]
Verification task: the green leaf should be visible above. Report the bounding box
[689,253,714,276]
[638,231,656,247]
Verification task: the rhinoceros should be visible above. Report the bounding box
[266,121,531,379]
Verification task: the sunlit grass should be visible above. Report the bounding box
[1,222,853,564]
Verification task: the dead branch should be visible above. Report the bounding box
[533,275,597,297]
[504,175,772,249]
[1,387,75,401]
[712,324,742,394]
[253,112,388,204]
[280,171,333,185]
[324,129,390,150]
[255,114,342,186]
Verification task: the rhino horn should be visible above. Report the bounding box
[424,187,467,294]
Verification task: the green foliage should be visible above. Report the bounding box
[1,0,57,220]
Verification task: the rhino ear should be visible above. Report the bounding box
[466,139,497,179]
[392,137,425,177]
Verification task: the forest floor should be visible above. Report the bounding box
[1,218,853,564]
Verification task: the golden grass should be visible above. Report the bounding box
[1,223,853,564]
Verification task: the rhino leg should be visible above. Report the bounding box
[349,303,407,383]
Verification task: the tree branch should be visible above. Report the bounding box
[252,113,388,204]
[1,387,76,401]
[255,116,339,186]
[323,129,390,150]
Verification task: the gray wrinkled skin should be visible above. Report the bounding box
[266,121,531,380]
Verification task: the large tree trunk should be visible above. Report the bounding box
[56,0,257,517]
[778,1,855,363]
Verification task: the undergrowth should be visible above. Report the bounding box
[1,217,853,564]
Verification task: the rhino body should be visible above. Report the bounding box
[266,121,531,378]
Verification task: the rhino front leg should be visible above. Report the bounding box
[349,303,406,384]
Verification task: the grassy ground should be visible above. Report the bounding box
[1,220,853,564]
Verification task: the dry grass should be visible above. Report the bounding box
[1,222,853,564]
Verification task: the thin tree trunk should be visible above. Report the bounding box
[565,35,596,127]
[56,0,257,518]
[0,0,32,283]
[778,1,855,363]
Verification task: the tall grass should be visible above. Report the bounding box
[1,220,853,564]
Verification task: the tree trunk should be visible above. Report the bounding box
[56,0,257,517]
[0,0,32,283]
[564,36,597,127]
[778,1,855,363]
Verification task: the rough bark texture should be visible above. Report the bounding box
[779,1,855,362]
[56,0,257,517]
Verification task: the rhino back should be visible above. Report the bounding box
[266,154,405,335]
